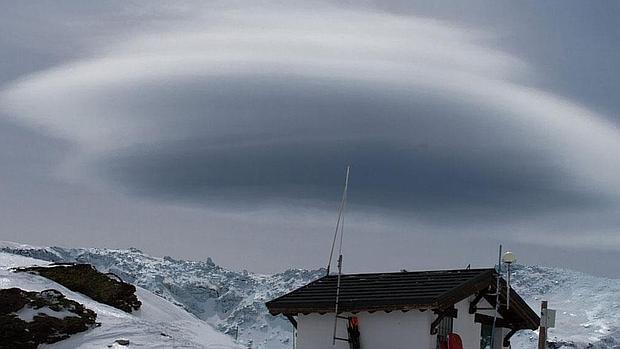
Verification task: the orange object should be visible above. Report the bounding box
[448,333,463,349]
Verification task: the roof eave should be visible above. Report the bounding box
[268,303,438,316]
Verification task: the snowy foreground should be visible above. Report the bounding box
[1,241,619,349]
[0,251,238,349]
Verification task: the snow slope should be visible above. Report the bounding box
[0,241,321,349]
[2,242,619,348]
[510,265,620,348]
[0,251,239,349]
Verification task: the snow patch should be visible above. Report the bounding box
[13,304,79,322]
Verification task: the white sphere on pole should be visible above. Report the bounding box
[502,251,516,264]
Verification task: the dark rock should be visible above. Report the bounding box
[0,288,97,349]
[114,339,130,345]
[16,264,141,313]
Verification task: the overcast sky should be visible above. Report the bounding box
[1,0,619,277]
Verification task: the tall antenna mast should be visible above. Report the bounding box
[326,165,350,275]
[324,166,350,346]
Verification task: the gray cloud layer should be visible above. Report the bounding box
[1,1,619,275]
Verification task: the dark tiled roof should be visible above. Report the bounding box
[266,268,539,330]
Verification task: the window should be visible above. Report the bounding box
[480,323,493,349]
[436,316,453,349]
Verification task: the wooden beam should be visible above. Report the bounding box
[430,307,457,335]
[503,328,518,347]
[538,301,547,349]
[474,313,512,328]
[285,315,297,329]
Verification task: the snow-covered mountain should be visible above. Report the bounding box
[0,241,322,349]
[510,265,620,348]
[1,241,619,348]
[0,251,239,348]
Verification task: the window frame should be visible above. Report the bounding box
[435,316,454,349]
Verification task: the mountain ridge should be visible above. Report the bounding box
[1,241,618,348]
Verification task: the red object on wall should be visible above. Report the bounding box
[440,333,464,349]
[448,333,463,349]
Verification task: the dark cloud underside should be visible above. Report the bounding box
[95,75,609,215]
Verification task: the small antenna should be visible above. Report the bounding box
[490,244,502,349]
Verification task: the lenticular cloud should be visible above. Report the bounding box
[1,3,620,209]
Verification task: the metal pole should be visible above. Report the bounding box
[490,244,502,349]
[332,254,343,345]
[538,301,548,349]
[506,263,511,310]
[326,166,350,275]
[328,165,350,345]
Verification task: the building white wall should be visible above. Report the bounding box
[453,298,483,349]
[296,311,435,349]
[294,297,509,349]
[296,313,348,349]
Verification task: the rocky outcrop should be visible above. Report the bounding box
[16,264,141,313]
[0,288,97,349]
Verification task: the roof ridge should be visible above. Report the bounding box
[322,267,495,278]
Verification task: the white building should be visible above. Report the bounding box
[266,268,539,349]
